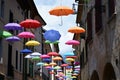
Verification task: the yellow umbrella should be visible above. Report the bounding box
[66,58,75,62]
[25,40,40,46]
[43,63,49,66]
[53,56,62,61]
[49,62,57,66]
[71,76,77,78]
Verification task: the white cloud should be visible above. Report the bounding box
[34,0,77,55]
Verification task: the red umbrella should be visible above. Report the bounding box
[65,40,80,45]
[17,31,35,38]
[20,19,42,28]
[47,52,59,56]
[66,56,77,59]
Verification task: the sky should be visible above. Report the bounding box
[34,0,77,55]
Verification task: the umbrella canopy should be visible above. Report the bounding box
[61,64,68,67]
[54,66,61,70]
[32,56,41,60]
[49,6,74,16]
[40,54,50,59]
[66,56,77,59]
[20,19,42,28]
[68,26,85,33]
[44,29,61,42]
[0,30,12,38]
[43,63,49,66]
[24,54,33,58]
[53,56,62,61]
[65,40,80,45]
[20,49,32,54]
[18,31,35,38]
[25,40,40,46]
[49,62,57,66]
[30,52,41,56]
[66,58,75,62]
[63,52,74,56]
[5,36,20,42]
[45,40,59,44]
[36,62,44,66]
[42,58,51,62]
[47,52,59,56]
[4,23,22,30]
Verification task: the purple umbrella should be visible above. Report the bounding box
[4,23,23,30]
[5,36,20,42]
[44,29,61,42]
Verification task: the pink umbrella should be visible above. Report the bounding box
[65,40,80,45]
[40,54,50,59]
[17,31,35,38]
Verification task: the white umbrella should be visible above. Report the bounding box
[24,54,33,58]
[30,52,41,56]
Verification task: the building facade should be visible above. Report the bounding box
[0,0,46,80]
[76,0,120,80]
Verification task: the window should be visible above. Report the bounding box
[19,53,22,71]
[86,10,93,42]
[95,0,103,33]
[0,39,2,62]
[0,0,4,18]
[108,0,115,17]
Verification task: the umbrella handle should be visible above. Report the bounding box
[59,16,63,26]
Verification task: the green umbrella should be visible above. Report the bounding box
[0,30,12,38]
[53,66,61,70]
[45,40,59,44]
[32,56,41,61]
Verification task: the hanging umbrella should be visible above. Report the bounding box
[66,58,75,62]
[36,62,44,66]
[61,64,68,67]
[18,31,35,38]
[42,58,51,62]
[45,66,52,69]
[66,56,77,59]
[54,66,61,70]
[25,40,40,46]
[53,56,62,61]
[68,26,85,33]
[4,23,22,30]
[5,36,20,42]
[71,76,77,78]
[65,40,80,45]
[63,52,74,56]
[44,29,61,42]
[24,54,33,58]
[47,52,59,56]
[49,62,57,66]
[40,54,50,59]
[32,56,41,60]
[30,52,41,56]
[49,71,55,74]
[0,30,12,38]
[45,40,59,44]
[49,6,74,16]
[43,63,49,66]
[20,48,32,54]
[20,19,42,28]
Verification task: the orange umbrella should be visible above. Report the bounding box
[49,6,74,16]
[68,26,85,33]
[49,62,57,66]
[53,56,62,61]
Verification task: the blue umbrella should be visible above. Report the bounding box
[42,58,51,62]
[5,36,20,42]
[44,29,61,42]
[63,52,74,56]
[20,48,32,54]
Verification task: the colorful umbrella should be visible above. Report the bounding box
[53,56,62,61]
[63,52,74,56]
[66,58,75,62]
[44,29,61,42]
[5,36,20,42]
[30,52,41,56]
[20,48,32,54]
[24,54,33,58]
[49,62,57,66]
[66,56,77,59]
[42,58,51,62]
[65,40,80,45]
[32,56,41,60]
[40,54,50,59]
[53,66,61,70]
[0,30,12,38]
[4,23,22,30]
[36,62,44,66]
[47,52,59,56]
[61,64,68,67]
[43,63,49,66]
[18,31,35,38]
[25,40,40,46]
[45,40,59,44]
[68,26,85,33]
[20,19,42,28]
[49,6,74,16]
